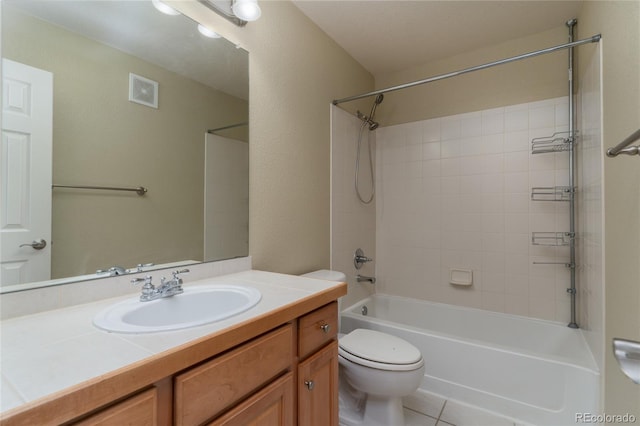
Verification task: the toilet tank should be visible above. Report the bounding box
[301,270,346,329]
[301,269,346,282]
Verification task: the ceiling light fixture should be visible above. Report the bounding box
[198,0,261,27]
[232,0,261,22]
[151,0,181,16]
[197,24,222,38]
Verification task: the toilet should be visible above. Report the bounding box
[301,270,425,426]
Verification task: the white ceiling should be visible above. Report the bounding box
[5,0,249,100]
[293,0,584,76]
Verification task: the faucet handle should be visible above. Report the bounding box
[172,268,190,279]
[136,263,154,272]
[354,248,373,270]
[131,275,153,287]
[132,276,155,301]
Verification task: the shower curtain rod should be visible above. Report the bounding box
[332,34,601,105]
[207,122,249,133]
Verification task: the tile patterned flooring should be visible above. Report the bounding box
[340,388,533,426]
[402,390,525,426]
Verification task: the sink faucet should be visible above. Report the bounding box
[131,269,190,302]
[97,265,129,276]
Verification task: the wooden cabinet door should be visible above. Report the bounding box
[174,325,293,425]
[208,373,293,426]
[72,388,157,426]
[297,341,339,426]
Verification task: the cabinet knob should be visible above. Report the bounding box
[319,323,330,333]
[304,380,314,390]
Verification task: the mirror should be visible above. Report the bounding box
[1,0,249,292]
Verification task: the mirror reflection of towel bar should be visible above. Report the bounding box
[52,184,148,196]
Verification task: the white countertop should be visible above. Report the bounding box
[0,270,341,414]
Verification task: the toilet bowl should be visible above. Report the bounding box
[301,270,425,426]
[338,329,425,426]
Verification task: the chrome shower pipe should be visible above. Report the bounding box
[567,19,579,329]
[332,34,601,105]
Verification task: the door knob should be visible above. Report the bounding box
[19,239,47,250]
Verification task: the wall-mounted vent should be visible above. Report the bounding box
[128,73,158,109]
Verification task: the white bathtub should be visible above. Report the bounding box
[340,294,599,426]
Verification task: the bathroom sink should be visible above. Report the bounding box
[93,284,262,333]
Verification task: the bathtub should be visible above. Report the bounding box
[340,294,599,426]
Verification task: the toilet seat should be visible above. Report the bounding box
[338,329,424,371]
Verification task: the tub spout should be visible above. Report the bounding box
[357,274,376,284]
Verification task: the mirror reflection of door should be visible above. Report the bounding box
[204,132,249,262]
[1,59,53,286]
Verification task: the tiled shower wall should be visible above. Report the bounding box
[375,97,576,322]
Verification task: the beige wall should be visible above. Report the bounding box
[3,7,248,278]
[175,1,374,275]
[376,26,570,125]
[578,0,640,416]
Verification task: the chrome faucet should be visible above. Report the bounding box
[354,248,373,270]
[356,274,376,284]
[131,269,189,302]
[158,269,189,298]
[97,265,129,276]
[109,266,128,275]
[131,275,157,301]
[136,263,154,272]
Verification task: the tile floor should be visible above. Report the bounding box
[401,389,524,426]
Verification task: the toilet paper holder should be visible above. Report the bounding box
[613,338,640,384]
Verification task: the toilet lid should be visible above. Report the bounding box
[339,329,423,367]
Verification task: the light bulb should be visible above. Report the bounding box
[151,0,181,16]
[232,0,261,22]
[197,24,221,39]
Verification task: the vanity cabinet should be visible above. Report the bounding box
[1,287,346,426]
[297,302,339,426]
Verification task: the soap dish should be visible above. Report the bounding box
[450,268,473,286]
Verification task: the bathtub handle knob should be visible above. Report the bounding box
[320,323,331,333]
[304,380,314,390]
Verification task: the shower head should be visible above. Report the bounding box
[375,93,384,104]
[356,110,379,130]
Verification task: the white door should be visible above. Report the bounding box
[1,59,53,286]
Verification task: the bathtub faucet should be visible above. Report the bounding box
[357,274,376,284]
